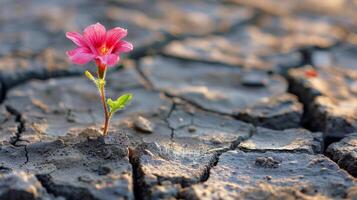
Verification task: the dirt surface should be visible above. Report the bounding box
[0,0,357,199]
[326,133,357,177]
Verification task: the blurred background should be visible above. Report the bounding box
[0,0,356,105]
[0,0,356,73]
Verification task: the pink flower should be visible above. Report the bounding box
[66,23,133,67]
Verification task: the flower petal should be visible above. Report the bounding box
[113,40,133,54]
[66,47,95,65]
[106,27,128,49]
[83,23,106,51]
[98,54,119,67]
[66,32,87,47]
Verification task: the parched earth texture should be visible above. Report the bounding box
[0,0,357,200]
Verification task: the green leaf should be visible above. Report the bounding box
[107,93,133,114]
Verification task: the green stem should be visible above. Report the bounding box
[99,83,110,135]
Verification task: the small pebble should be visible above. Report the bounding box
[265,175,272,181]
[133,116,154,133]
[188,126,196,133]
[241,72,268,87]
[255,156,280,168]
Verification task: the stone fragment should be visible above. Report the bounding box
[326,133,357,177]
[240,72,268,87]
[114,113,173,146]
[182,150,357,199]
[140,56,299,123]
[0,50,72,75]
[22,131,134,200]
[106,0,254,36]
[163,14,344,71]
[188,126,196,133]
[312,43,357,71]
[329,44,357,71]
[172,105,253,149]
[0,171,50,200]
[288,66,357,137]
[288,66,323,105]
[224,0,356,18]
[234,94,303,129]
[255,156,281,168]
[118,103,253,149]
[163,27,302,72]
[0,144,27,170]
[239,127,323,153]
[183,182,335,200]
[308,96,357,138]
[133,116,154,133]
[0,105,18,144]
[131,139,218,199]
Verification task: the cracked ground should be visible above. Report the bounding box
[0,0,357,199]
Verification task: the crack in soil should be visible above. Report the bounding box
[163,92,232,117]
[0,68,83,103]
[133,60,155,90]
[0,79,5,104]
[23,145,29,165]
[5,105,25,146]
[128,146,216,200]
[35,174,55,198]
[5,105,29,165]
[282,45,350,169]
[129,33,180,60]
[128,114,256,199]
[173,126,256,198]
[130,11,262,92]
[128,148,142,200]
[36,174,97,200]
[0,7,351,199]
[164,102,177,138]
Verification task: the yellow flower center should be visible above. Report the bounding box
[99,46,109,55]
